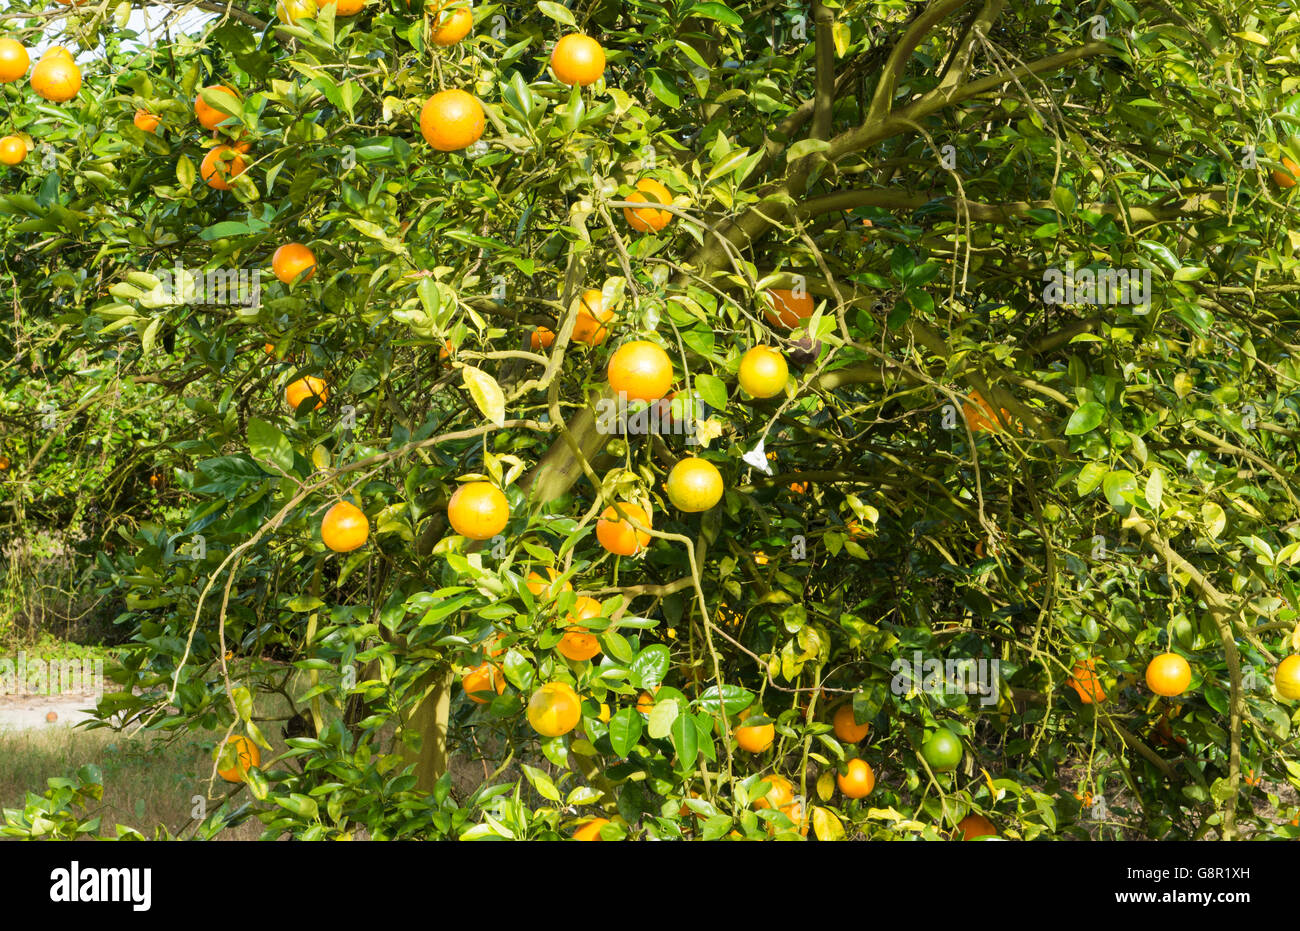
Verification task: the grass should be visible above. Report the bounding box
[0,723,266,839]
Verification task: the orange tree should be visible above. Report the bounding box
[3,0,1300,841]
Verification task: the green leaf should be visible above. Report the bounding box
[1145,469,1163,510]
[176,155,195,191]
[647,697,679,739]
[670,711,700,765]
[608,707,642,757]
[696,684,753,715]
[232,687,253,722]
[1102,470,1136,509]
[461,365,506,426]
[1202,501,1226,539]
[686,2,743,26]
[1076,461,1108,496]
[1065,401,1105,435]
[646,69,681,108]
[537,1,576,26]
[247,418,294,474]
[631,644,671,690]
[520,763,562,802]
[787,138,831,161]
[694,373,728,411]
[1051,186,1076,216]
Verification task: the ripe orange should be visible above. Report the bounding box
[325,0,365,13]
[0,136,26,167]
[957,813,996,840]
[526,568,572,600]
[832,703,870,743]
[430,4,473,46]
[0,456,10,471]
[272,242,317,284]
[0,38,30,83]
[572,817,609,841]
[1275,655,1300,700]
[623,178,673,232]
[550,33,605,86]
[447,481,510,540]
[665,457,723,512]
[608,340,673,402]
[42,45,74,61]
[531,327,555,350]
[636,688,658,715]
[217,735,261,783]
[596,502,652,556]
[778,801,809,837]
[753,774,794,810]
[200,145,248,190]
[30,55,81,102]
[1066,658,1106,704]
[556,595,602,662]
[527,681,581,737]
[277,0,317,23]
[1275,156,1300,189]
[738,346,788,399]
[462,662,505,703]
[285,375,329,412]
[483,631,507,658]
[962,390,1012,432]
[133,109,160,133]
[837,758,875,799]
[735,709,775,753]
[571,289,615,345]
[195,85,239,130]
[1146,652,1191,697]
[419,89,484,151]
[764,288,814,328]
[321,500,369,553]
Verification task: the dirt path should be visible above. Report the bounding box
[0,690,102,730]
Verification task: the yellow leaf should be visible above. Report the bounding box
[812,806,845,841]
[461,365,505,426]
[817,770,834,802]
[1292,618,1300,652]
[832,21,851,57]
[1202,501,1226,539]
[1232,31,1270,46]
[1173,371,1193,399]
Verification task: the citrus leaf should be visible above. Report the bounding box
[461,365,505,426]
[248,418,294,474]
[608,707,642,757]
[1202,501,1226,539]
[812,805,845,841]
[1065,401,1105,435]
[536,1,576,26]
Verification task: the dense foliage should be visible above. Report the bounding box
[3,0,1300,840]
